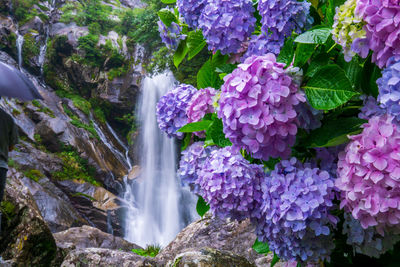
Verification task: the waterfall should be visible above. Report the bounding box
[106,122,132,170]
[16,32,24,69]
[123,72,197,247]
[38,27,49,75]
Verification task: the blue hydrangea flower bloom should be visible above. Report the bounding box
[295,101,323,131]
[255,0,312,56]
[157,16,186,50]
[156,84,197,139]
[377,58,400,122]
[343,213,400,258]
[242,32,284,60]
[178,142,217,194]
[196,146,265,221]
[177,0,207,29]
[198,0,256,55]
[358,95,384,120]
[256,158,337,262]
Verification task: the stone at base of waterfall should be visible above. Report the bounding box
[54,225,142,251]
[60,248,158,267]
[169,247,255,267]
[156,213,262,265]
[127,165,141,180]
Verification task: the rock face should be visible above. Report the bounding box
[156,214,264,265]
[169,248,256,267]
[54,225,141,251]
[60,248,158,267]
[0,170,58,266]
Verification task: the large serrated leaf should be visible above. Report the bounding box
[277,37,295,66]
[206,117,232,148]
[294,43,316,67]
[302,65,358,110]
[161,0,176,4]
[178,120,212,133]
[174,39,188,68]
[197,59,218,89]
[157,9,178,27]
[305,117,366,147]
[295,27,332,44]
[187,30,206,60]
[252,239,270,254]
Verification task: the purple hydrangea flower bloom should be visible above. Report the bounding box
[336,115,400,235]
[157,17,186,50]
[178,141,217,194]
[377,58,400,122]
[242,31,285,60]
[358,95,385,120]
[313,145,346,178]
[255,0,311,56]
[256,158,337,262]
[198,0,256,55]
[176,0,207,29]
[156,84,197,139]
[218,54,305,161]
[343,213,400,258]
[355,0,400,68]
[196,146,265,220]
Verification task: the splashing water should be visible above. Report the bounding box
[16,32,24,69]
[123,72,197,247]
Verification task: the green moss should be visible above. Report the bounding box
[12,0,39,25]
[0,201,16,221]
[34,133,42,143]
[8,159,16,168]
[24,169,45,182]
[71,192,97,201]
[32,99,41,108]
[53,150,101,186]
[22,33,40,66]
[62,104,100,140]
[131,245,161,258]
[12,109,21,116]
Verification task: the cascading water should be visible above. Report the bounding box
[123,72,197,247]
[16,32,24,69]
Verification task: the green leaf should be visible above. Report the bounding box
[187,30,207,60]
[197,59,218,89]
[174,40,189,68]
[196,196,210,218]
[252,239,270,254]
[295,27,332,44]
[277,37,295,66]
[157,9,178,27]
[294,43,316,67]
[206,117,232,147]
[305,117,366,147]
[181,133,192,150]
[161,0,176,4]
[305,53,330,78]
[270,253,280,267]
[302,64,358,110]
[178,120,212,133]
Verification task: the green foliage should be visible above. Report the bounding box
[12,0,39,25]
[295,27,332,44]
[62,104,100,140]
[53,149,100,186]
[24,169,45,182]
[178,120,212,133]
[22,33,40,66]
[131,245,161,258]
[196,196,210,218]
[71,192,97,201]
[197,52,228,89]
[252,239,270,254]
[0,201,16,221]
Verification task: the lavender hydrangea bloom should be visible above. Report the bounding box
[358,95,385,120]
[178,142,216,194]
[187,87,216,123]
[313,145,346,178]
[343,213,400,258]
[377,59,400,122]
[198,0,256,55]
[256,0,311,56]
[176,0,207,29]
[156,84,197,139]
[218,54,305,161]
[355,0,400,68]
[196,146,265,220]
[157,18,186,50]
[242,31,284,60]
[336,115,400,235]
[256,158,337,262]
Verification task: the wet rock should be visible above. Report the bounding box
[60,248,158,267]
[50,23,89,47]
[0,170,58,266]
[0,15,17,57]
[156,214,263,266]
[20,16,45,36]
[54,225,141,251]
[168,247,255,267]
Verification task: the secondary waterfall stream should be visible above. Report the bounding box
[123,72,197,247]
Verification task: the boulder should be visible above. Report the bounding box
[60,248,158,267]
[168,247,256,267]
[156,214,263,265]
[54,225,141,251]
[0,170,58,266]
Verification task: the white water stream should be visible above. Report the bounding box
[16,32,24,69]
[123,73,197,247]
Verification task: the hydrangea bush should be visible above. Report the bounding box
[157,18,186,50]
[155,0,400,264]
